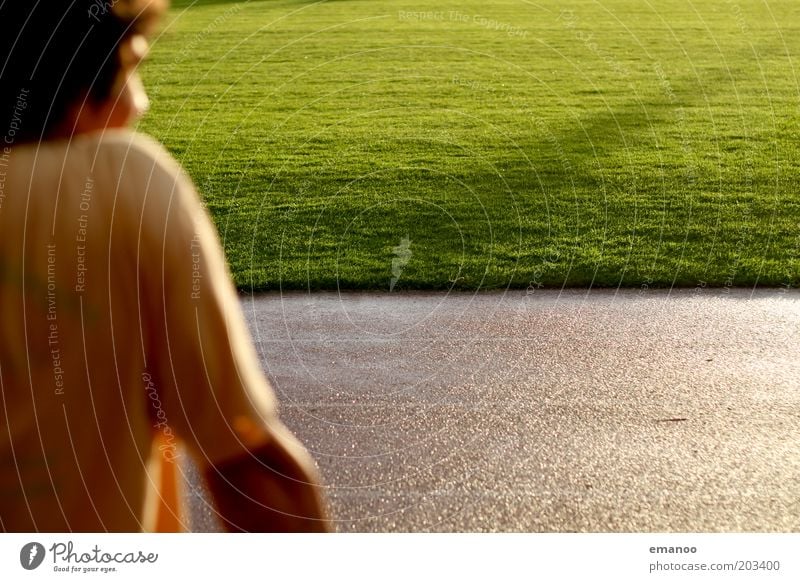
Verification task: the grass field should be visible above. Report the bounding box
[138,0,800,291]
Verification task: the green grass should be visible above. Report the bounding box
[138,0,800,290]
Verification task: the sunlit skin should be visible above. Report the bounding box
[54,34,332,532]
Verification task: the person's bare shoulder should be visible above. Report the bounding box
[90,129,185,179]
[86,129,197,218]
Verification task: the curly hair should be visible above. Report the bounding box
[0,0,165,145]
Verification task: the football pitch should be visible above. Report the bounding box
[139,0,800,291]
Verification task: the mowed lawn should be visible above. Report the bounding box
[139,0,800,290]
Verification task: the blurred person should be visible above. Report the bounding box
[0,0,331,532]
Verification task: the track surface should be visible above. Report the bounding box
[186,289,800,532]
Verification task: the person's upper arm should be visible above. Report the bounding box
[124,133,278,466]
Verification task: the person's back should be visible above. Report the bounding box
[0,1,330,532]
[1,131,154,531]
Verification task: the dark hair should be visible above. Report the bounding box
[0,0,165,145]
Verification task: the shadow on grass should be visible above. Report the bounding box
[237,70,746,291]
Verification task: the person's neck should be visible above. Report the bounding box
[50,99,130,141]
